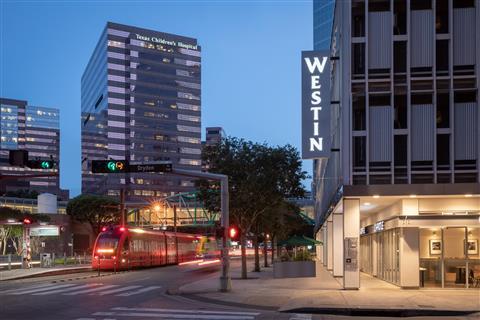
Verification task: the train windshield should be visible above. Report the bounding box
[96,235,119,254]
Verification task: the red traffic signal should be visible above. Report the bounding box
[23,218,32,225]
[229,227,240,240]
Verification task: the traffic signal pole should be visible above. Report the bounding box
[120,188,126,227]
[169,168,231,292]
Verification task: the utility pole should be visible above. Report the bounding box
[120,188,125,227]
[170,169,231,292]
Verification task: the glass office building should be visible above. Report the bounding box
[313,0,479,290]
[0,98,61,195]
[81,22,202,200]
[313,0,335,50]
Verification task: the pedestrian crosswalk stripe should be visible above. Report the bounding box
[115,286,162,296]
[63,284,118,295]
[91,307,260,320]
[92,285,141,296]
[33,283,102,295]
[11,284,77,295]
[112,307,260,316]
[1,282,57,294]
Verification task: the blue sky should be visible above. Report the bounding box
[0,0,313,196]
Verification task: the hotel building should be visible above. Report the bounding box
[81,22,202,200]
[313,0,479,289]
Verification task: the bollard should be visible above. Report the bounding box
[64,252,67,266]
[7,254,11,270]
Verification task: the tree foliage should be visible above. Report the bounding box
[198,137,308,277]
[66,194,120,235]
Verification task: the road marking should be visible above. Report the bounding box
[115,286,162,296]
[289,314,312,320]
[93,312,256,319]
[33,283,102,295]
[63,285,119,295]
[92,285,142,296]
[11,284,77,295]
[0,282,57,294]
[112,307,260,316]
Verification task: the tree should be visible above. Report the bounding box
[199,137,307,278]
[0,207,50,255]
[66,194,120,235]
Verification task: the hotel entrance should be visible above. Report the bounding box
[420,226,480,288]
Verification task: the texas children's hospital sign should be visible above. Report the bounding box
[301,51,331,159]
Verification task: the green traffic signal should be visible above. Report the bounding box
[41,161,51,169]
[107,161,117,172]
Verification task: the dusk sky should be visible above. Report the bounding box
[0,0,313,196]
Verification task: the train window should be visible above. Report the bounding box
[97,236,119,249]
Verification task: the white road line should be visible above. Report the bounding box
[111,307,260,316]
[33,283,102,295]
[115,286,162,296]
[63,285,119,295]
[289,314,312,320]
[93,312,256,319]
[11,284,77,295]
[0,283,57,294]
[92,285,141,296]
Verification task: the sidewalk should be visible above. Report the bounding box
[178,261,480,315]
[0,265,92,281]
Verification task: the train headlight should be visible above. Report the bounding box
[121,258,126,263]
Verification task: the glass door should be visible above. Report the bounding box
[443,227,467,288]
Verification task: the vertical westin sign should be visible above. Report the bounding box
[301,51,331,159]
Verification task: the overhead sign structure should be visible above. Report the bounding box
[29,226,59,237]
[91,160,172,173]
[301,50,331,159]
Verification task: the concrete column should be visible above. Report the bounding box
[333,213,344,277]
[316,228,324,264]
[343,198,360,289]
[372,234,378,277]
[323,225,328,266]
[400,227,420,288]
[327,218,333,271]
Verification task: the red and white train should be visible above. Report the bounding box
[92,225,220,270]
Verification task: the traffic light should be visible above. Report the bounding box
[23,218,32,225]
[92,160,127,173]
[9,150,28,166]
[27,160,55,169]
[229,226,240,240]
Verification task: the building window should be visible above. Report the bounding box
[352,43,365,78]
[436,92,449,128]
[352,0,365,37]
[435,0,448,33]
[453,0,475,8]
[393,0,407,35]
[353,136,366,171]
[411,0,432,10]
[436,134,450,170]
[393,41,407,74]
[353,94,366,131]
[368,0,389,12]
[394,135,407,167]
[394,94,407,129]
[436,40,449,75]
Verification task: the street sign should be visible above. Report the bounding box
[91,160,172,173]
[128,162,172,173]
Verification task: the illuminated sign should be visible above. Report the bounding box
[301,50,331,159]
[29,226,59,237]
[134,34,198,51]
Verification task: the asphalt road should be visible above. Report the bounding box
[1,263,477,320]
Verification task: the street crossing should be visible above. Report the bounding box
[0,283,162,297]
[75,307,260,320]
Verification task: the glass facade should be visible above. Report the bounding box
[0,98,60,195]
[313,0,335,50]
[81,22,202,199]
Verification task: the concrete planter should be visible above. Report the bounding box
[273,260,316,278]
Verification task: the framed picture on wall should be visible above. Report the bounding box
[429,239,442,255]
[466,240,478,255]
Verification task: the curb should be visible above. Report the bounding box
[283,307,480,317]
[176,293,278,311]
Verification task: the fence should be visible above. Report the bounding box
[0,253,91,270]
